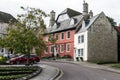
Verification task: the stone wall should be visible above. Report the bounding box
[87,12,117,62]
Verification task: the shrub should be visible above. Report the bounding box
[112,64,120,68]
[0,57,9,65]
[0,66,41,80]
[62,55,72,58]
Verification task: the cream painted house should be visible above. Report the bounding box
[0,11,17,57]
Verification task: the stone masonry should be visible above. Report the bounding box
[87,12,117,62]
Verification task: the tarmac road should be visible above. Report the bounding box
[40,61,120,80]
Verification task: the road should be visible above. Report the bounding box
[40,61,120,80]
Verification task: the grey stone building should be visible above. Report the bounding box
[74,1,117,62]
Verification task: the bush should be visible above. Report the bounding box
[88,60,117,65]
[112,63,120,68]
[62,55,72,58]
[0,56,3,61]
[0,57,9,65]
[0,66,41,80]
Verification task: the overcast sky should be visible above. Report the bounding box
[0,0,120,26]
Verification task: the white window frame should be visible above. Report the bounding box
[81,35,84,43]
[61,32,64,40]
[55,33,58,41]
[50,45,54,54]
[55,45,58,53]
[78,35,84,43]
[66,31,70,39]
[45,46,48,54]
[78,48,84,57]
[78,49,80,56]
[66,44,70,52]
[46,35,48,42]
[78,36,80,43]
[60,44,64,53]
[81,48,83,56]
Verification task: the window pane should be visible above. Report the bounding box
[60,44,64,52]
[78,35,84,43]
[61,32,64,39]
[56,34,58,40]
[67,31,70,38]
[50,46,54,53]
[66,44,70,51]
[81,49,83,56]
[78,36,80,43]
[81,35,84,43]
[46,36,48,41]
[45,46,48,53]
[78,49,80,56]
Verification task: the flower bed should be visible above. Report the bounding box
[0,66,41,80]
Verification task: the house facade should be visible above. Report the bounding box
[0,11,17,57]
[42,9,82,58]
[42,29,75,58]
[42,1,118,62]
[74,12,117,62]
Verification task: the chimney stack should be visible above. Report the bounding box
[82,0,89,20]
[49,10,55,27]
[89,10,93,18]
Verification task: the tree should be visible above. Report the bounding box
[2,7,48,65]
[48,34,57,59]
[106,16,117,26]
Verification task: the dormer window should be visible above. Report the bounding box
[70,19,74,25]
[70,18,77,25]
[85,20,90,27]
[57,14,69,22]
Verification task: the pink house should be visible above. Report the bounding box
[42,8,82,58]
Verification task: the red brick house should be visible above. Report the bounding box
[42,8,82,58]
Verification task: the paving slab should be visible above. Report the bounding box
[30,64,59,80]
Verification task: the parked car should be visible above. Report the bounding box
[9,54,40,64]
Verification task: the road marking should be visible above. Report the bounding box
[55,69,64,80]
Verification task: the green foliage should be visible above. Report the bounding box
[0,66,40,80]
[0,57,9,65]
[106,16,116,26]
[0,7,48,65]
[48,34,57,44]
[112,63,120,68]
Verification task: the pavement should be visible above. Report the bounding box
[30,64,61,80]
[25,59,120,80]
[55,59,120,74]
[0,60,119,80]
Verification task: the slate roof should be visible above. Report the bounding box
[0,11,17,23]
[77,12,102,33]
[46,8,103,34]
[59,8,82,18]
[46,8,83,34]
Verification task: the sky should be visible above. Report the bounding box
[0,0,120,26]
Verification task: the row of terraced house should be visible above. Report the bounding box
[0,1,119,62]
[42,1,118,62]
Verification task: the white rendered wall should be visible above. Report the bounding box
[74,31,88,61]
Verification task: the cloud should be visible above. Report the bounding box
[0,0,119,25]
